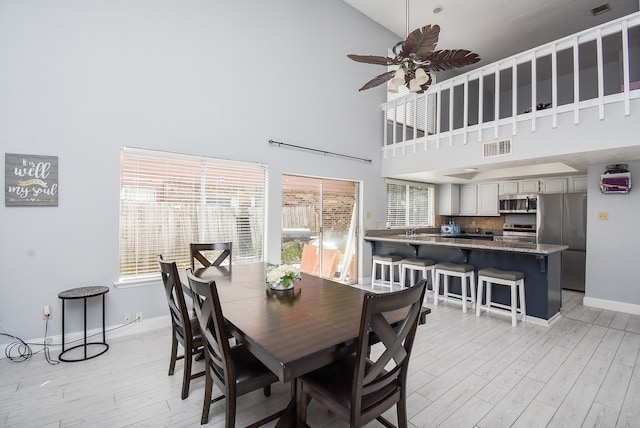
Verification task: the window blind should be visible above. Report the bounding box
[385,183,434,227]
[119,147,267,279]
[386,183,407,227]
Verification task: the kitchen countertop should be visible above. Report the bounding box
[364,233,567,255]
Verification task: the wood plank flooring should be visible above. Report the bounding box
[1,289,639,427]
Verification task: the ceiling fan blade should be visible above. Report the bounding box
[358,70,395,91]
[424,50,481,72]
[400,25,440,59]
[347,54,396,66]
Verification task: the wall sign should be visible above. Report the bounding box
[5,153,59,206]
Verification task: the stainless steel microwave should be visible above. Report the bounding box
[498,194,537,213]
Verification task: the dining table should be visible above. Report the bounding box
[179,262,430,427]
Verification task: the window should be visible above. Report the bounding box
[385,181,435,227]
[119,147,267,280]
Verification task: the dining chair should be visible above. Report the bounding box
[190,242,232,271]
[186,270,281,427]
[295,279,427,428]
[157,255,205,400]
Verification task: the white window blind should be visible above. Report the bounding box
[119,147,267,279]
[385,182,435,227]
[386,183,407,226]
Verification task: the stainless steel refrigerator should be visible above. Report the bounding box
[537,193,587,291]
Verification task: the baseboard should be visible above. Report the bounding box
[583,296,640,316]
[0,315,171,358]
[480,306,561,327]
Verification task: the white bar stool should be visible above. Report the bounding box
[371,254,402,289]
[476,268,526,327]
[400,257,436,297]
[433,262,476,313]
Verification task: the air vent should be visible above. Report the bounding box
[483,139,512,158]
[591,3,610,16]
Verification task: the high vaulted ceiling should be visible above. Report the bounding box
[342,0,639,80]
[342,0,640,181]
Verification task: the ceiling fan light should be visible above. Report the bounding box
[409,78,422,92]
[414,68,429,85]
[390,68,405,86]
[387,81,399,93]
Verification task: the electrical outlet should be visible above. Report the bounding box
[42,305,52,320]
[124,313,132,324]
[598,212,609,220]
[135,312,143,322]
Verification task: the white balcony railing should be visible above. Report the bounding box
[382,12,640,158]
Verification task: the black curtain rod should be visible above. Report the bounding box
[268,139,372,163]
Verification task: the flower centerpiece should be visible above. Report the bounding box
[266,263,301,290]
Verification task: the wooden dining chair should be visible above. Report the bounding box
[190,242,232,271]
[157,255,205,400]
[186,270,282,427]
[295,279,427,428]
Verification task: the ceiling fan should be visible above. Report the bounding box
[348,3,480,94]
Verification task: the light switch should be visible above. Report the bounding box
[598,212,609,220]
[366,211,371,219]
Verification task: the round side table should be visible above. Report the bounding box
[58,286,110,362]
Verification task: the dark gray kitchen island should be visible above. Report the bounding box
[365,232,568,323]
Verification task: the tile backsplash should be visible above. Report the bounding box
[435,215,504,232]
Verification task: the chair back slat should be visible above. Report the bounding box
[352,280,426,413]
[158,256,193,342]
[190,242,232,271]
[187,270,235,389]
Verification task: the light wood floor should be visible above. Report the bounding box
[1,289,639,427]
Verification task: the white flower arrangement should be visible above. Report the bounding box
[266,263,301,289]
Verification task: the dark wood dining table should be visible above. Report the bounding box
[179,262,429,426]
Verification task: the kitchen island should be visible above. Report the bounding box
[365,231,568,323]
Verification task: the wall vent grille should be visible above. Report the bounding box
[483,139,512,158]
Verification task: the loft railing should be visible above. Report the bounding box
[381,12,640,157]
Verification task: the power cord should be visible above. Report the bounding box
[42,319,59,365]
[1,317,140,363]
[0,332,32,362]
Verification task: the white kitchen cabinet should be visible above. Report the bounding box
[500,179,539,194]
[568,175,588,192]
[438,183,460,215]
[498,181,518,195]
[540,178,567,193]
[459,185,477,215]
[477,182,499,215]
[518,179,540,194]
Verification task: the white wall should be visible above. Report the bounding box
[0,0,397,341]
[585,161,640,310]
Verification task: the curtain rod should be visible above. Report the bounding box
[268,139,372,163]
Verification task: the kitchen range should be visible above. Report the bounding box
[494,223,537,244]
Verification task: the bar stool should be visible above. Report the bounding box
[371,254,402,289]
[433,262,476,313]
[400,257,436,295]
[476,268,526,327]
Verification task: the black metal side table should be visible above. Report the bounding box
[58,286,110,362]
